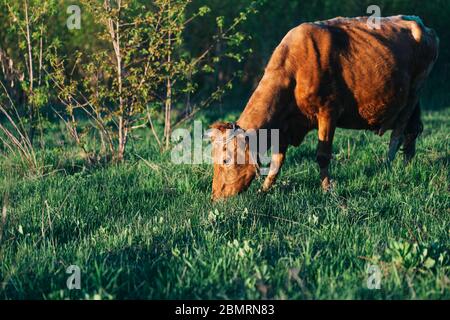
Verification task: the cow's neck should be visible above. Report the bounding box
[237,71,290,131]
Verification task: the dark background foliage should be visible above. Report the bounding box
[1,0,448,116]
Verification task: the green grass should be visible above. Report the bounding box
[0,107,449,300]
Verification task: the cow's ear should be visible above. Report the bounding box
[210,122,233,132]
[208,122,232,143]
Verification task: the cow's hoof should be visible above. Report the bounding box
[321,178,335,193]
[261,180,274,192]
[403,149,416,165]
[383,160,393,170]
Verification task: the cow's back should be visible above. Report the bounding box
[280,15,439,130]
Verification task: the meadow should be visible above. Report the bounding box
[0,105,448,299]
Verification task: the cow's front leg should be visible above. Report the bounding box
[262,144,287,191]
[316,113,336,192]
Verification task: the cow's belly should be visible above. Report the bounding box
[335,101,409,132]
[347,80,410,129]
[294,55,412,131]
[295,82,410,131]
[339,52,412,129]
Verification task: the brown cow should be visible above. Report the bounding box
[210,15,439,200]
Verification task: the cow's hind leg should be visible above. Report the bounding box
[387,130,404,164]
[402,103,423,163]
[316,112,337,191]
[386,99,421,164]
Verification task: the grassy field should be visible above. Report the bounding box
[0,106,448,300]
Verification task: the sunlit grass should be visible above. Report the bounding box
[0,107,448,299]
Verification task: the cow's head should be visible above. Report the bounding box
[209,122,257,201]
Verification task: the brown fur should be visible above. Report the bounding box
[211,16,439,200]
